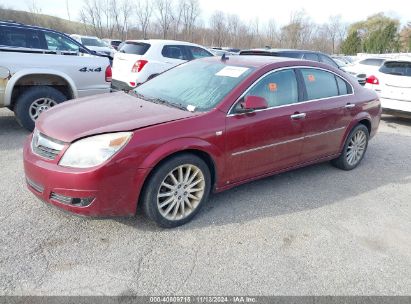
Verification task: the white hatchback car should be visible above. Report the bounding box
[365,59,411,117]
[344,57,387,79]
[112,39,213,90]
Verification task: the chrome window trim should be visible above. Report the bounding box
[231,126,346,156]
[227,66,355,117]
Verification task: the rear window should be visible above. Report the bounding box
[119,42,150,55]
[379,61,411,77]
[0,26,43,49]
[81,38,107,47]
[276,52,302,59]
[359,58,385,66]
[303,53,320,61]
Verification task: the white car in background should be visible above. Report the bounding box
[365,59,411,117]
[71,34,115,58]
[112,39,213,90]
[344,57,387,79]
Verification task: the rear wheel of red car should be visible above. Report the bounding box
[332,124,369,170]
[141,154,211,228]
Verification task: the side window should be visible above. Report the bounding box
[320,55,339,68]
[44,32,79,52]
[0,27,42,49]
[301,69,339,100]
[162,45,188,60]
[188,46,212,59]
[359,58,384,66]
[245,69,299,108]
[336,76,352,95]
[303,53,319,62]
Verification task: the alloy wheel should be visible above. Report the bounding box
[157,164,205,221]
[346,129,367,166]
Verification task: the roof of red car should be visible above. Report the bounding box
[201,55,300,68]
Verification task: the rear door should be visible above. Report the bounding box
[225,68,305,182]
[161,45,190,69]
[378,61,411,102]
[296,68,354,162]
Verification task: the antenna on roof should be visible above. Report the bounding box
[221,53,229,61]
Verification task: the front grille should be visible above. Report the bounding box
[26,178,44,193]
[31,130,65,160]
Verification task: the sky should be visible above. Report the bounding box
[1,0,410,27]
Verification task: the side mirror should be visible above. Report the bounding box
[237,95,268,113]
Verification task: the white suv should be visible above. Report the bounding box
[112,39,213,90]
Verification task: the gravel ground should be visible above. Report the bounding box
[0,108,410,296]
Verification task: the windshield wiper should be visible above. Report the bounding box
[130,91,150,101]
[147,97,188,111]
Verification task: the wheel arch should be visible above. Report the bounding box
[339,113,372,153]
[135,139,223,212]
[4,69,78,108]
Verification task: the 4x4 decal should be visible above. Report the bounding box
[79,67,102,72]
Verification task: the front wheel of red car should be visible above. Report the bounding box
[332,124,369,170]
[141,154,211,228]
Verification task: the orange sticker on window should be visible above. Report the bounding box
[268,83,277,91]
[308,74,315,82]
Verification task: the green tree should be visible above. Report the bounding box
[340,30,361,55]
[342,13,400,54]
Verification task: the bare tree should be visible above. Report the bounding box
[226,14,240,47]
[136,0,153,39]
[80,0,105,37]
[110,0,132,39]
[265,18,278,48]
[181,0,200,41]
[210,11,226,47]
[65,0,71,21]
[156,0,174,39]
[327,15,346,54]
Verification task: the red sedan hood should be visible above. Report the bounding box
[36,92,197,142]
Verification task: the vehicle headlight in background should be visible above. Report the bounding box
[59,132,132,168]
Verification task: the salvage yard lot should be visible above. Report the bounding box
[0,108,410,295]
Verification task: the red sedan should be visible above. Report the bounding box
[23,56,381,227]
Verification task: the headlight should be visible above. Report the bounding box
[59,132,132,168]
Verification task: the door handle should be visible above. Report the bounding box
[290,113,306,120]
[345,103,355,109]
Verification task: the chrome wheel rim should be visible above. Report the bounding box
[29,98,57,121]
[157,164,205,221]
[346,130,367,166]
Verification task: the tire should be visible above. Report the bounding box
[14,86,67,131]
[331,124,369,170]
[141,154,211,228]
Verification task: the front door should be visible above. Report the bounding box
[225,69,305,183]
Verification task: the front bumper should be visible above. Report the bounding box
[23,136,148,217]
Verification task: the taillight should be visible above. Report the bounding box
[366,75,379,85]
[129,82,136,87]
[105,65,112,82]
[131,60,148,73]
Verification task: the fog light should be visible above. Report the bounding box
[50,192,94,207]
[72,197,94,207]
